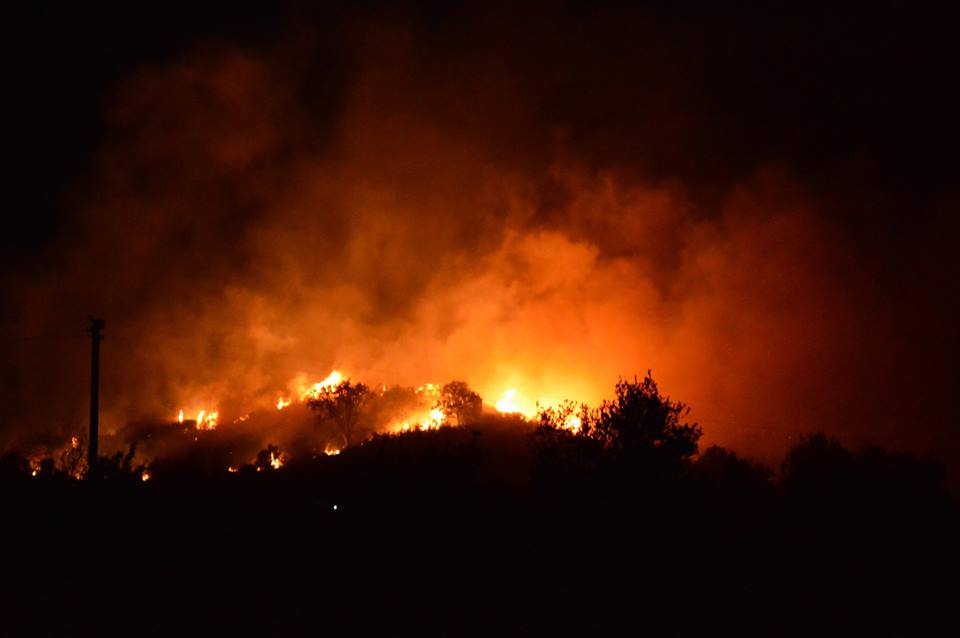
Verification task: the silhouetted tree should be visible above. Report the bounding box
[855,444,945,497]
[438,380,482,426]
[592,374,701,463]
[693,445,772,507]
[779,432,853,488]
[780,434,948,516]
[531,372,701,484]
[307,380,371,448]
[534,373,701,477]
[695,445,771,484]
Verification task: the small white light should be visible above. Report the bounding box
[332,504,338,511]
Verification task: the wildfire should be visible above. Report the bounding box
[176,408,219,430]
[269,451,284,469]
[416,383,440,396]
[564,414,583,433]
[495,389,535,417]
[299,370,345,401]
[163,369,583,452]
[196,409,218,430]
[324,445,341,456]
[171,370,460,442]
[71,436,79,449]
[141,469,152,482]
[388,405,447,433]
[495,388,583,429]
[254,448,287,471]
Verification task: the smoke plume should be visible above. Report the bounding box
[3,15,956,468]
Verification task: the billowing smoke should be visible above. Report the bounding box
[2,16,956,468]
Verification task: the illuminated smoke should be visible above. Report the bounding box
[1,20,951,470]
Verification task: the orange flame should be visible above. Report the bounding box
[269,450,284,469]
[495,389,535,416]
[196,409,218,430]
[564,414,583,433]
[176,408,218,430]
[298,370,345,401]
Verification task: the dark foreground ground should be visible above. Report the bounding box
[4,424,958,637]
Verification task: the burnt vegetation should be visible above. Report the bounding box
[4,375,957,636]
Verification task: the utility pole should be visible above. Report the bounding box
[88,318,104,480]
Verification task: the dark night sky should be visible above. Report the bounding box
[4,1,957,255]
[1,1,958,463]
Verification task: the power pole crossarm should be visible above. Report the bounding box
[88,318,104,480]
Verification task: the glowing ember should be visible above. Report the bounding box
[324,445,341,456]
[140,469,152,482]
[276,397,292,410]
[177,409,184,424]
[71,436,79,449]
[227,466,239,473]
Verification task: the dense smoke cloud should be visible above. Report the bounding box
[2,10,956,467]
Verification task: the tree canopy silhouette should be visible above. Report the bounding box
[306,380,371,448]
[533,373,701,476]
[437,380,482,426]
[779,432,854,489]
